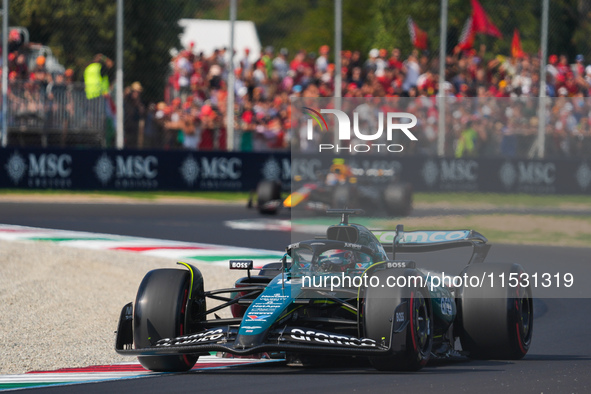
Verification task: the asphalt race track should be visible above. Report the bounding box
[1,202,590,393]
[0,202,291,249]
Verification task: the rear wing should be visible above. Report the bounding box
[372,225,490,265]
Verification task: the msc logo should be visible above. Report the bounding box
[5,151,72,186]
[303,107,418,153]
[93,154,158,189]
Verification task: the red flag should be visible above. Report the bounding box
[456,16,475,51]
[511,28,524,58]
[470,0,502,38]
[407,16,428,50]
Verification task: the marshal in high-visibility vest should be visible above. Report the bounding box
[84,54,113,99]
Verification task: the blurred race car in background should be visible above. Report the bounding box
[248,161,413,216]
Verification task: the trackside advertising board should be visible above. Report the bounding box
[0,148,589,194]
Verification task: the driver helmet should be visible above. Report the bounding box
[317,250,356,273]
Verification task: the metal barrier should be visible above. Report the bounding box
[7,81,105,147]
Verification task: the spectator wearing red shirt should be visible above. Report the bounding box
[388,48,403,70]
[556,55,570,77]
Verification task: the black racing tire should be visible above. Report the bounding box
[134,269,198,372]
[363,269,433,371]
[457,263,533,360]
[383,183,413,217]
[257,180,281,214]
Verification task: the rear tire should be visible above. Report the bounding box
[458,263,533,360]
[134,269,198,372]
[363,269,433,371]
[256,180,281,214]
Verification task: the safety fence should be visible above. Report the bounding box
[0,148,589,195]
[6,81,106,147]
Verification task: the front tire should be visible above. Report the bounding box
[363,269,433,371]
[134,269,198,372]
[458,263,533,360]
[256,180,281,214]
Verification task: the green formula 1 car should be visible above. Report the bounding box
[115,210,532,372]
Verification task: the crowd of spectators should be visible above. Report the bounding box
[151,42,591,158]
[4,29,76,98]
[3,29,141,148]
[4,25,591,157]
[2,28,82,146]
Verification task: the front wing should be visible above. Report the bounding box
[115,302,398,357]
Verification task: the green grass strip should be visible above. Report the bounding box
[1,189,589,207]
[0,189,250,201]
[414,192,591,208]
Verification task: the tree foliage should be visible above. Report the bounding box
[6,0,590,103]
[9,0,186,102]
[223,0,586,62]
